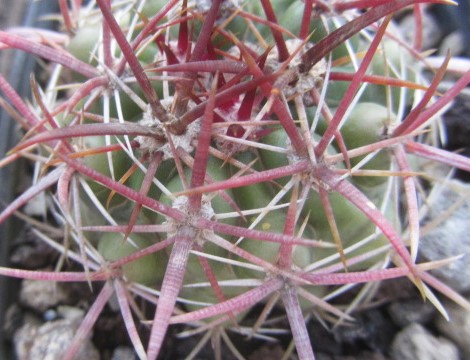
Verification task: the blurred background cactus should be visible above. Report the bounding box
[1,0,470,359]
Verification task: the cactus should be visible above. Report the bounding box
[1,0,470,359]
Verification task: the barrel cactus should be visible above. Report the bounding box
[1,0,470,359]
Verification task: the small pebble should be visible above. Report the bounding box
[435,299,470,359]
[419,180,470,292]
[387,298,436,327]
[111,346,137,360]
[42,309,59,322]
[14,317,99,360]
[399,11,442,50]
[390,323,460,360]
[439,31,465,56]
[20,279,72,313]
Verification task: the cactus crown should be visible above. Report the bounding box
[1,0,470,359]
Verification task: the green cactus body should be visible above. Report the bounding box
[341,102,395,188]
[67,24,102,65]
[98,232,166,286]
[140,0,168,19]
[240,210,319,269]
[366,39,418,110]
[179,246,244,314]
[80,135,132,207]
[231,150,276,210]
[279,1,360,60]
[305,190,371,245]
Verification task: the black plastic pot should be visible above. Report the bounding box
[0,1,58,358]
